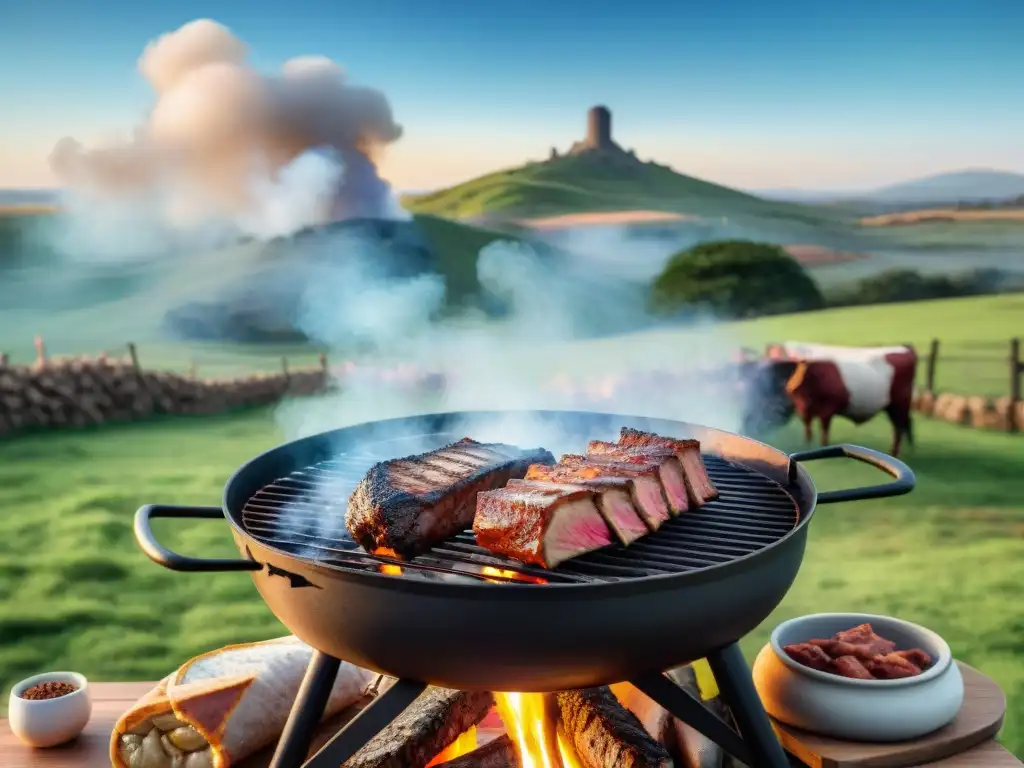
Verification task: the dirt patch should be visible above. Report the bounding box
[517,210,698,229]
[860,208,1024,227]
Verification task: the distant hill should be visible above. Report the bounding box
[864,170,1024,204]
[402,152,832,226]
[0,188,61,208]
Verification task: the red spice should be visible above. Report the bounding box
[20,681,78,700]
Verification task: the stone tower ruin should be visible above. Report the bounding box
[566,104,635,161]
[586,105,613,150]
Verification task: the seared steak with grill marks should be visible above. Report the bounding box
[557,687,674,768]
[347,438,555,558]
[558,454,671,530]
[619,428,719,504]
[506,477,647,545]
[586,440,689,515]
[473,484,613,568]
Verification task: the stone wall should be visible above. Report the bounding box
[913,388,1023,432]
[0,349,328,437]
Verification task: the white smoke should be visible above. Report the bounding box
[274,224,746,449]
[48,19,404,253]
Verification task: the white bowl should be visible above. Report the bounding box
[8,671,93,748]
[752,613,964,742]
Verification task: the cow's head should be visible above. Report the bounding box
[740,358,799,437]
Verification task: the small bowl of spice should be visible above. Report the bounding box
[8,672,92,748]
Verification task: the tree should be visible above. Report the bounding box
[649,240,825,318]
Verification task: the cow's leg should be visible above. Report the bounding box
[820,414,834,446]
[884,402,912,458]
[802,417,813,443]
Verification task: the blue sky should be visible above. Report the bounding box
[1,0,1022,191]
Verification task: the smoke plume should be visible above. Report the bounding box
[49,19,404,238]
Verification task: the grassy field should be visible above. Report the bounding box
[0,212,528,365]
[587,293,1024,398]
[0,405,1020,757]
[403,152,835,226]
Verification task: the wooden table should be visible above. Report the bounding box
[2,679,1020,767]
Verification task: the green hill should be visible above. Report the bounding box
[402,152,835,225]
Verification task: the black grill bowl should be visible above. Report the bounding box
[134,410,914,692]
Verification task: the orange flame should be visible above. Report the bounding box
[374,548,403,576]
[481,566,548,585]
[425,727,478,765]
[494,693,582,768]
[556,724,585,768]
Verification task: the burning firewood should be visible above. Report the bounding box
[556,687,673,768]
[613,666,739,768]
[343,687,494,768]
[430,734,517,768]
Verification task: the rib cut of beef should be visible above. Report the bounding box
[506,477,647,545]
[347,438,555,558]
[586,440,689,514]
[618,428,719,505]
[557,454,671,530]
[473,484,613,568]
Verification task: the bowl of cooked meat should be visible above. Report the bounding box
[752,613,964,742]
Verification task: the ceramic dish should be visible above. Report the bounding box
[8,671,92,747]
[752,612,964,742]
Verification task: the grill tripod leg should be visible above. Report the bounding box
[631,642,790,768]
[269,651,342,768]
[303,679,428,768]
[707,643,791,768]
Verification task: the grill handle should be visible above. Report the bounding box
[135,505,263,572]
[787,444,915,504]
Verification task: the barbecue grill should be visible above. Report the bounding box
[135,410,915,768]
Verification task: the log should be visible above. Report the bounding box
[556,687,672,768]
[431,734,516,768]
[343,687,495,768]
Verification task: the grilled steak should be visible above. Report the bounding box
[619,428,719,504]
[557,687,674,768]
[473,484,613,568]
[347,438,555,558]
[586,440,689,515]
[558,454,671,530]
[507,478,647,545]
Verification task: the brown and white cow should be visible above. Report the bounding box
[744,341,917,457]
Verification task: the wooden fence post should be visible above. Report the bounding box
[1010,338,1021,433]
[281,357,290,379]
[127,342,141,374]
[319,352,328,373]
[0,352,7,367]
[925,338,940,393]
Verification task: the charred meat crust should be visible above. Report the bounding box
[618,427,719,503]
[559,453,660,476]
[343,688,494,768]
[505,478,643,545]
[525,463,635,489]
[586,440,676,462]
[473,485,600,568]
[557,687,673,768]
[346,438,555,558]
